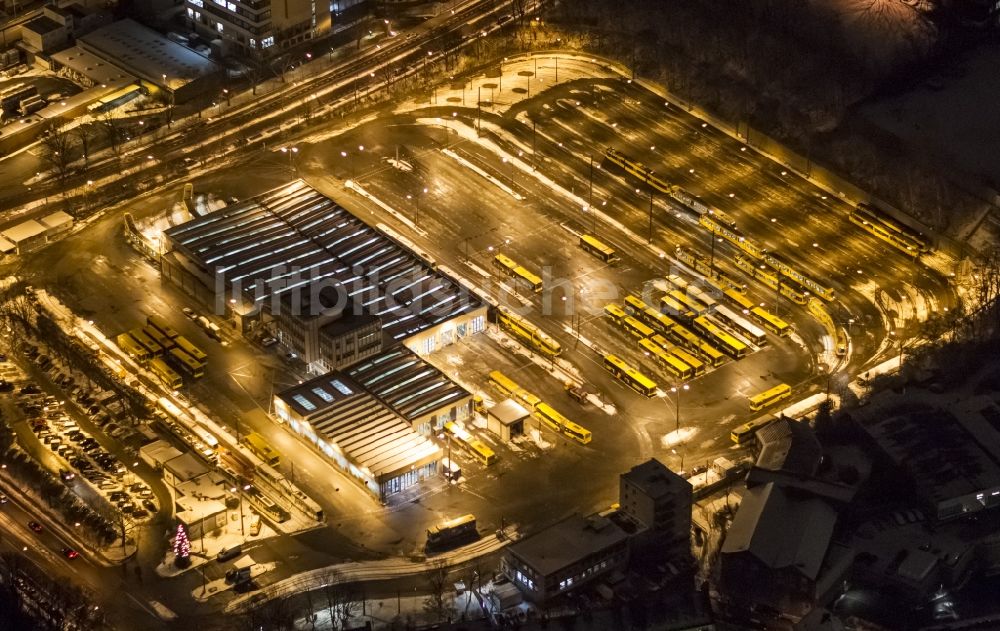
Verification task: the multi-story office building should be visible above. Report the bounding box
[184,0,335,56]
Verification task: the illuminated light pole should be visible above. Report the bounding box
[223,88,230,106]
[670,384,689,433]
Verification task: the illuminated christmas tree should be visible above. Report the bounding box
[173,523,191,568]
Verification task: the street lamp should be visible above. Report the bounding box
[670,384,689,433]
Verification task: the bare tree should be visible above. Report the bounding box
[40,124,76,186]
[423,560,454,623]
[98,110,125,163]
[319,571,361,629]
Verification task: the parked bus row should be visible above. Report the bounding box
[675,247,748,295]
[488,371,592,445]
[114,317,208,389]
[602,354,658,397]
[496,308,562,357]
[623,295,726,368]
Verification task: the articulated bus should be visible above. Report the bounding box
[604,148,672,194]
[731,415,778,445]
[660,294,695,320]
[733,255,808,305]
[639,338,693,380]
[488,370,541,411]
[444,422,497,466]
[852,203,929,255]
[603,354,658,397]
[497,308,562,356]
[665,274,689,292]
[116,333,151,362]
[149,357,182,389]
[748,383,792,411]
[622,316,654,340]
[174,336,207,363]
[143,326,175,353]
[623,295,674,337]
[579,235,620,264]
[129,328,164,357]
[243,432,281,467]
[168,347,205,379]
[534,403,592,445]
[493,254,543,293]
[670,346,705,376]
[750,307,792,337]
[693,316,748,358]
[714,305,767,346]
[146,315,179,340]
[669,290,707,316]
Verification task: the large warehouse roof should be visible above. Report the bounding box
[164,180,481,343]
[347,347,470,422]
[276,373,440,479]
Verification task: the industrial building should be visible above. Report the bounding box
[346,346,474,435]
[162,180,487,373]
[273,370,441,500]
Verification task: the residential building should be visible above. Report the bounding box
[184,0,337,57]
[619,458,692,546]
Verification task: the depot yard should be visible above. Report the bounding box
[12,59,959,560]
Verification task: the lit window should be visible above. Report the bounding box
[227,2,235,9]
[190,0,203,7]
[249,38,256,48]
[330,379,353,396]
[216,22,224,31]
[186,7,194,16]
[262,36,274,48]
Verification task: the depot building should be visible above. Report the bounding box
[161,180,488,374]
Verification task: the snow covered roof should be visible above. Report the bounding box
[1,219,46,243]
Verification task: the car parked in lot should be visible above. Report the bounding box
[261,336,278,347]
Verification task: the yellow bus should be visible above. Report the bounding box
[603,303,628,323]
[670,347,705,376]
[730,415,778,445]
[693,316,748,358]
[623,294,649,315]
[444,422,497,466]
[579,235,620,264]
[733,255,808,305]
[129,328,164,357]
[686,285,718,312]
[174,336,207,363]
[149,357,182,389]
[243,432,282,466]
[623,295,676,337]
[146,315,179,340]
[725,288,755,311]
[750,307,792,337]
[426,514,478,549]
[497,309,562,356]
[143,325,175,352]
[488,370,540,411]
[535,403,592,445]
[622,316,654,339]
[493,254,543,293]
[169,347,205,379]
[639,338,692,380]
[116,332,151,362]
[696,341,727,367]
[714,305,767,346]
[748,383,792,412]
[660,294,694,320]
[603,354,658,397]
[669,289,707,316]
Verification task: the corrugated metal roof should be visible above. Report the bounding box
[164,180,480,341]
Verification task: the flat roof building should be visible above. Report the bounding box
[273,371,441,500]
[619,458,692,549]
[503,514,629,604]
[487,399,529,442]
[1,219,47,254]
[77,19,220,102]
